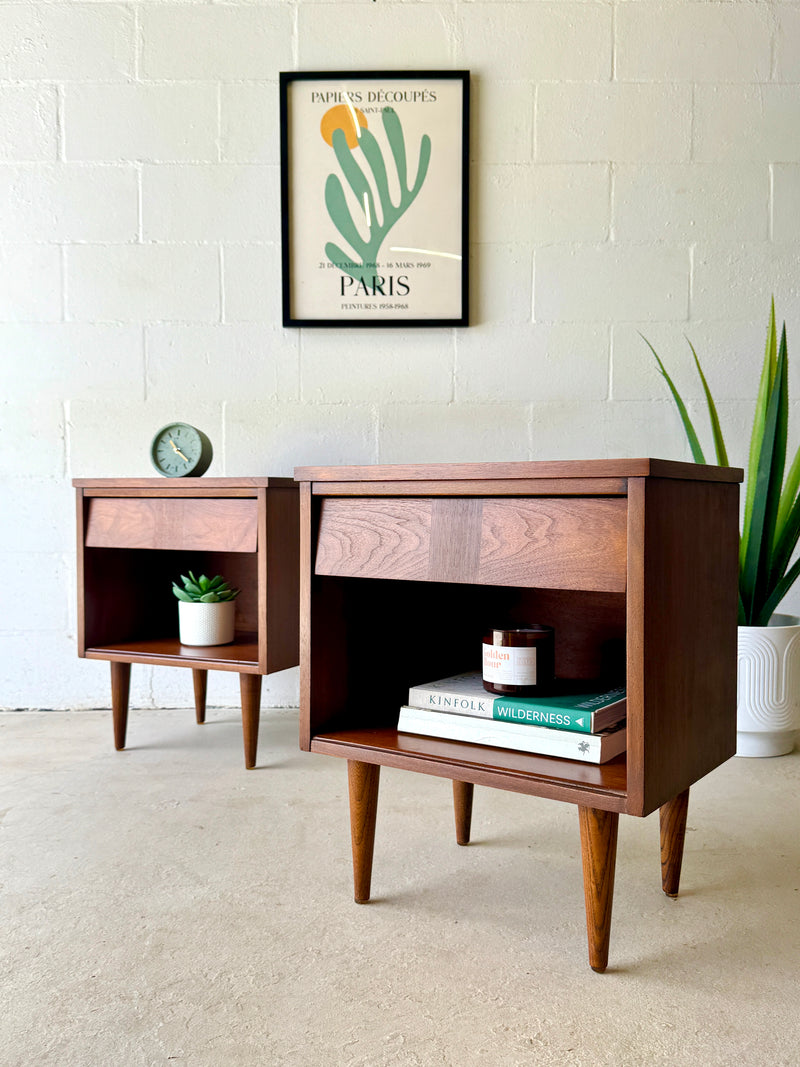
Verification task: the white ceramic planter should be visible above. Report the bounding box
[737,613,800,757]
[178,600,236,647]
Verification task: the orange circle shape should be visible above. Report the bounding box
[320,105,368,149]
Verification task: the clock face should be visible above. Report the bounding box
[150,423,213,478]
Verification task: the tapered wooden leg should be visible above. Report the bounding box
[660,787,690,898]
[578,806,619,973]
[192,669,208,725]
[453,780,474,845]
[348,760,380,904]
[239,673,261,769]
[110,661,131,752]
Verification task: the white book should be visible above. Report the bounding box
[397,705,627,764]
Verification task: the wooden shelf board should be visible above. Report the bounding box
[84,633,261,672]
[309,728,628,810]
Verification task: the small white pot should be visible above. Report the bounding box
[178,600,236,647]
[737,613,800,757]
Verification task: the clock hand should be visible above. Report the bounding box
[169,438,190,463]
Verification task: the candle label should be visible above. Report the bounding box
[482,643,538,685]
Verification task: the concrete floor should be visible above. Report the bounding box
[2,707,799,1067]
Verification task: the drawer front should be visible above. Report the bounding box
[314,496,627,592]
[85,497,258,553]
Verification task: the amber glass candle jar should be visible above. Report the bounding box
[482,625,555,696]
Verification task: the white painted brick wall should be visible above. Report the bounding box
[472,81,533,165]
[378,402,530,464]
[534,245,689,322]
[0,86,58,161]
[0,246,62,321]
[773,165,800,242]
[615,3,773,83]
[0,5,135,81]
[65,84,220,163]
[225,401,377,475]
[297,4,455,68]
[142,165,277,242]
[475,164,609,245]
[536,84,692,163]
[456,4,612,82]
[692,245,800,322]
[0,165,139,242]
[145,324,291,400]
[613,164,769,244]
[694,86,800,162]
[4,0,800,708]
[1,324,144,401]
[141,6,294,81]
[456,324,609,404]
[222,245,283,324]
[221,84,280,165]
[66,245,221,322]
[300,330,454,404]
[775,4,800,83]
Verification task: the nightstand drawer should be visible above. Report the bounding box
[85,497,258,553]
[314,496,627,591]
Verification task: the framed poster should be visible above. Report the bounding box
[280,70,469,328]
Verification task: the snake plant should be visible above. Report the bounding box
[644,300,800,626]
[172,572,240,604]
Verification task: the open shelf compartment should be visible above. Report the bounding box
[80,546,262,670]
[303,574,629,808]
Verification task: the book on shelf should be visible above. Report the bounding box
[407,671,626,734]
[397,705,627,764]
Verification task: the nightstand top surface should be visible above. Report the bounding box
[73,476,295,490]
[293,458,743,484]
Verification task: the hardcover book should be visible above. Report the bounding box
[407,672,626,734]
[397,705,627,764]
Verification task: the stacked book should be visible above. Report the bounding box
[397,671,627,764]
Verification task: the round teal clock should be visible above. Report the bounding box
[150,423,213,478]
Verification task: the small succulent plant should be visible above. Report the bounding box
[172,572,240,604]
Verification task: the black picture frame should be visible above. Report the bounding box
[279,70,470,328]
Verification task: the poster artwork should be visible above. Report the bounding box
[281,73,469,327]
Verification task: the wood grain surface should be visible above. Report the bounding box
[294,458,743,484]
[85,497,258,553]
[579,806,619,973]
[315,496,627,591]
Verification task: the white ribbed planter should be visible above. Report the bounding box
[737,613,800,757]
[178,600,236,647]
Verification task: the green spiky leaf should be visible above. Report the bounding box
[647,301,800,625]
[740,327,787,622]
[741,300,777,572]
[775,445,800,552]
[641,335,706,463]
[758,552,800,626]
[686,338,729,467]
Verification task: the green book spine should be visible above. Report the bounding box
[491,702,601,733]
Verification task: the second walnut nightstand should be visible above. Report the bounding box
[74,477,299,769]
